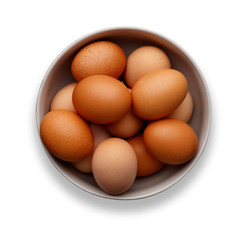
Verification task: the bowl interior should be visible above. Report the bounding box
[36,28,211,200]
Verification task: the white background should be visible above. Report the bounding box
[1,0,247,239]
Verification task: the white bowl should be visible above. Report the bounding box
[36,27,211,200]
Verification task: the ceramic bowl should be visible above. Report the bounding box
[36,27,211,200]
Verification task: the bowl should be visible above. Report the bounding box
[36,27,211,200]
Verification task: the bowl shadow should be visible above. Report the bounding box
[33,91,214,212]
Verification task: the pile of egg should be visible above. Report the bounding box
[40,41,198,195]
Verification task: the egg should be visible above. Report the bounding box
[50,82,77,112]
[143,119,198,165]
[72,123,112,173]
[40,109,94,162]
[124,46,171,88]
[105,109,144,138]
[131,69,188,120]
[72,75,131,124]
[71,41,126,81]
[167,91,194,122]
[92,138,137,195]
[127,134,165,177]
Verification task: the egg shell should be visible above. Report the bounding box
[105,109,145,138]
[72,75,131,124]
[166,92,193,123]
[71,41,126,81]
[143,119,198,165]
[40,109,94,162]
[92,138,137,195]
[127,134,165,177]
[124,46,171,88]
[131,69,188,120]
[72,123,112,173]
[50,82,77,112]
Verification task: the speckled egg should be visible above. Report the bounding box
[40,109,94,162]
[71,41,126,81]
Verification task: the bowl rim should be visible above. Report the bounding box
[36,27,212,200]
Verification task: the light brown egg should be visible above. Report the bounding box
[105,109,144,138]
[143,119,198,165]
[50,82,77,112]
[40,109,94,162]
[131,69,188,120]
[92,138,137,195]
[167,92,193,122]
[72,75,131,124]
[124,46,171,88]
[72,123,112,173]
[71,41,126,81]
[127,134,165,177]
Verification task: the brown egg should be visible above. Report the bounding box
[40,109,94,162]
[124,46,171,88]
[143,119,198,165]
[127,134,165,177]
[92,138,137,195]
[71,41,126,81]
[131,69,188,120]
[50,82,77,112]
[72,123,112,173]
[105,109,144,138]
[72,75,131,124]
[167,92,193,122]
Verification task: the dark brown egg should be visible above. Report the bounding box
[40,109,94,162]
[127,134,164,177]
[131,69,188,120]
[105,109,144,138]
[143,119,198,165]
[72,75,131,124]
